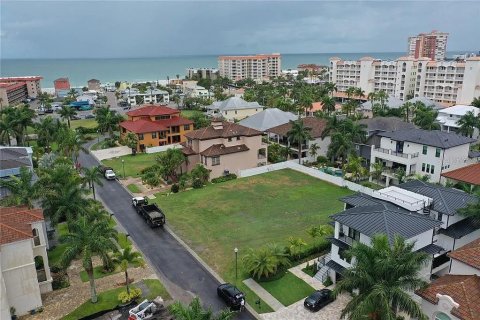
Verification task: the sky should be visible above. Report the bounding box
[1,0,479,59]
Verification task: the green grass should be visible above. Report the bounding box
[62,279,169,320]
[127,183,142,193]
[153,169,352,312]
[47,223,70,267]
[259,271,315,306]
[102,153,158,178]
[360,180,384,190]
[181,110,204,118]
[70,118,98,130]
[117,233,133,249]
[79,266,119,282]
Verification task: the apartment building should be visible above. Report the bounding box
[408,30,449,61]
[437,105,480,138]
[330,56,480,106]
[123,88,170,106]
[370,129,476,185]
[182,120,266,179]
[218,53,281,81]
[54,78,71,95]
[186,68,218,80]
[0,76,43,100]
[87,79,101,91]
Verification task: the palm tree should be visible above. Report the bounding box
[367,92,377,109]
[354,88,365,99]
[321,96,336,115]
[370,162,384,184]
[169,297,234,320]
[0,167,37,207]
[266,243,291,269]
[95,106,124,138]
[457,111,478,138]
[287,236,307,259]
[376,90,388,112]
[16,104,36,146]
[307,225,332,246]
[344,154,367,182]
[0,107,17,146]
[345,87,356,99]
[401,102,414,122]
[458,193,480,219]
[112,246,144,294]
[334,234,429,320]
[58,105,77,128]
[413,104,440,130]
[471,96,480,108]
[327,132,354,166]
[309,143,319,159]
[58,129,87,163]
[243,247,278,280]
[60,216,118,303]
[67,88,79,99]
[82,166,103,200]
[287,118,312,164]
[35,116,60,151]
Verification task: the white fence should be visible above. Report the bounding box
[239,160,375,195]
[145,143,181,154]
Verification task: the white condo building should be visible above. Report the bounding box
[330,56,480,106]
[218,54,281,81]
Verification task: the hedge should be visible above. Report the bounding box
[211,174,237,183]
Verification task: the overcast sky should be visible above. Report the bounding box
[1,1,479,59]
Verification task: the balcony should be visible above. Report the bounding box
[337,233,356,246]
[373,147,419,160]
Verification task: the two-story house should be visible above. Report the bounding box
[266,117,331,162]
[436,105,480,139]
[120,105,193,152]
[0,147,34,200]
[206,97,264,122]
[370,129,476,185]
[0,206,52,318]
[182,119,266,179]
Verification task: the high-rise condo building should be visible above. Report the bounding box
[408,30,449,61]
[218,53,281,81]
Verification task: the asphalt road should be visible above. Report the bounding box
[78,140,254,320]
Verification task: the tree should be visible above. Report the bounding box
[309,143,320,159]
[471,97,480,108]
[354,88,365,99]
[307,225,332,246]
[67,88,79,99]
[0,167,37,207]
[458,193,480,220]
[345,87,356,99]
[156,148,186,182]
[287,118,312,164]
[82,166,103,200]
[123,132,138,154]
[112,246,144,294]
[95,106,124,138]
[243,247,278,280]
[191,164,210,184]
[58,128,87,163]
[287,236,307,259]
[334,234,428,320]
[60,216,118,303]
[370,162,384,184]
[59,105,77,128]
[15,104,36,146]
[0,107,17,146]
[327,132,354,166]
[169,297,234,320]
[413,104,440,130]
[395,167,406,184]
[344,154,367,182]
[457,111,478,138]
[367,92,377,110]
[35,116,61,151]
[321,96,335,115]
[401,102,414,122]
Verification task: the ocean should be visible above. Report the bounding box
[0,52,465,88]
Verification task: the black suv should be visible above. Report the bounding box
[304,289,334,312]
[217,283,244,310]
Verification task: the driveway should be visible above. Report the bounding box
[77,140,254,320]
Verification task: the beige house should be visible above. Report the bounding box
[1,207,52,318]
[182,120,267,178]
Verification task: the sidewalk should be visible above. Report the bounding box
[243,278,284,311]
[288,258,326,290]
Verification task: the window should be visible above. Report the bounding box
[184,124,190,131]
[431,165,435,174]
[348,228,360,241]
[152,132,157,139]
[228,137,232,142]
[237,136,241,141]
[32,228,40,246]
[422,145,428,155]
[435,148,441,157]
[437,212,443,222]
[212,156,220,166]
[138,134,144,141]
[338,247,352,263]
[422,163,426,172]
[426,164,430,172]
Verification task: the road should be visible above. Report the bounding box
[78,140,254,320]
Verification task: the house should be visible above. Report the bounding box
[370,129,476,185]
[0,147,34,199]
[206,97,265,121]
[441,163,480,188]
[360,95,404,118]
[416,239,480,320]
[182,119,266,179]
[406,96,444,110]
[123,88,170,106]
[436,105,480,139]
[238,108,297,132]
[87,79,101,91]
[266,117,331,162]
[119,105,193,152]
[54,77,70,95]
[0,206,52,317]
[184,84,210,99]
[355,117,417,166]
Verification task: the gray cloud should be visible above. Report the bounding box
[1,1,479,59]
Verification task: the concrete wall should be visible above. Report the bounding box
[449,259,478,275]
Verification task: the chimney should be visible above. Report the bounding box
[211,117,223,130]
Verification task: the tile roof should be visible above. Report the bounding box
[358,117,418,133]
[438,217,480,239]
[0,206,44,245]
[238,108,297,132]
[416,275,480,320]
[398,180,478,215]
[120,119,168,133]
[378,129,476,149]
[267,117,328,138]
[206,97,264,111]
[200,144,249,157]
[156,117,193,127]
[185,121,262,140]
[181,145,196,156]
[448,238,480,270]
[417,243,445,255]
[441,163,480,186]
[126,105,179,117]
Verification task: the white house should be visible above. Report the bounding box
[0,207,52,318]
[436,105,480,139]
[370,129,476,185]
[206,97,265,122]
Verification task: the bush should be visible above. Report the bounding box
[171,184,179,193]
[118,287,142,304]
[316,156,328,166]
[211,174,237,183]
[289,241,330,264]
[192,178,203,189]
[75,126,99,135]
[323,276,333,287]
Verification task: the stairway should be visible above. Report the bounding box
[314,253,331,282]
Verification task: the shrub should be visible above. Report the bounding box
[75,126,99,135]
[316,156,328,166]
[323,276,333,287]
[192,178,203,189]
[171,184,179,193]
[211,174,237,183]
[118,287,142,304]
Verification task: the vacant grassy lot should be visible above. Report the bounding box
[102,153,158,178]
[181,109,204,118]
[154,169,352,312]
[70,118,98,130]
[259,271,315,306]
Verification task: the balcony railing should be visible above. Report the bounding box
[337,234,355,246]
[373,148,419,159]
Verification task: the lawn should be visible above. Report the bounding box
[127,183,142,193]
[181,110,204,118]
[259,271,316,306]
[47,223,70,267]
[153,169,352,312]
[79,266,119,282]
[62,279,170,320]
[102,153,158,178]
[70,118,98,130]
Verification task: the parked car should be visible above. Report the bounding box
[71,115,81,120]
[217,283,244,310]
[84,114,95,119]
[128,299,157,320]
[304,289,334,312]
[100,166,116,180]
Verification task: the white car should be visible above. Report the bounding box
[128,300,157,320]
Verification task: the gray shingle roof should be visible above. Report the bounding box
[341,193,410,212]
[417,243,445,255]
[378,129,476,149]
[358,117,418,133]
[398,180,478,216]
[406,97,444,110]
[206,97,264,111]
[438,217,480,239]
[239,108,297,132]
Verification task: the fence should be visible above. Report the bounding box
[145,143,181,154]
[239,160,375,195]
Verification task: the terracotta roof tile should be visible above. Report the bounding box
[0,206,44,245]
[185,121,262,140]
[126,105,179,117]
[416,275,480,320]
[448,238,480,270]
[441,163,480,186]
[267,117,328,138]
[120,119,168,133]
[200,144,249,157]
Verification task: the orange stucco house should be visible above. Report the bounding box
[119,105,193,152]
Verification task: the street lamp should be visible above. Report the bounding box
[122,159,125,179]
[234,248,238,284]
[97,130,100,144]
